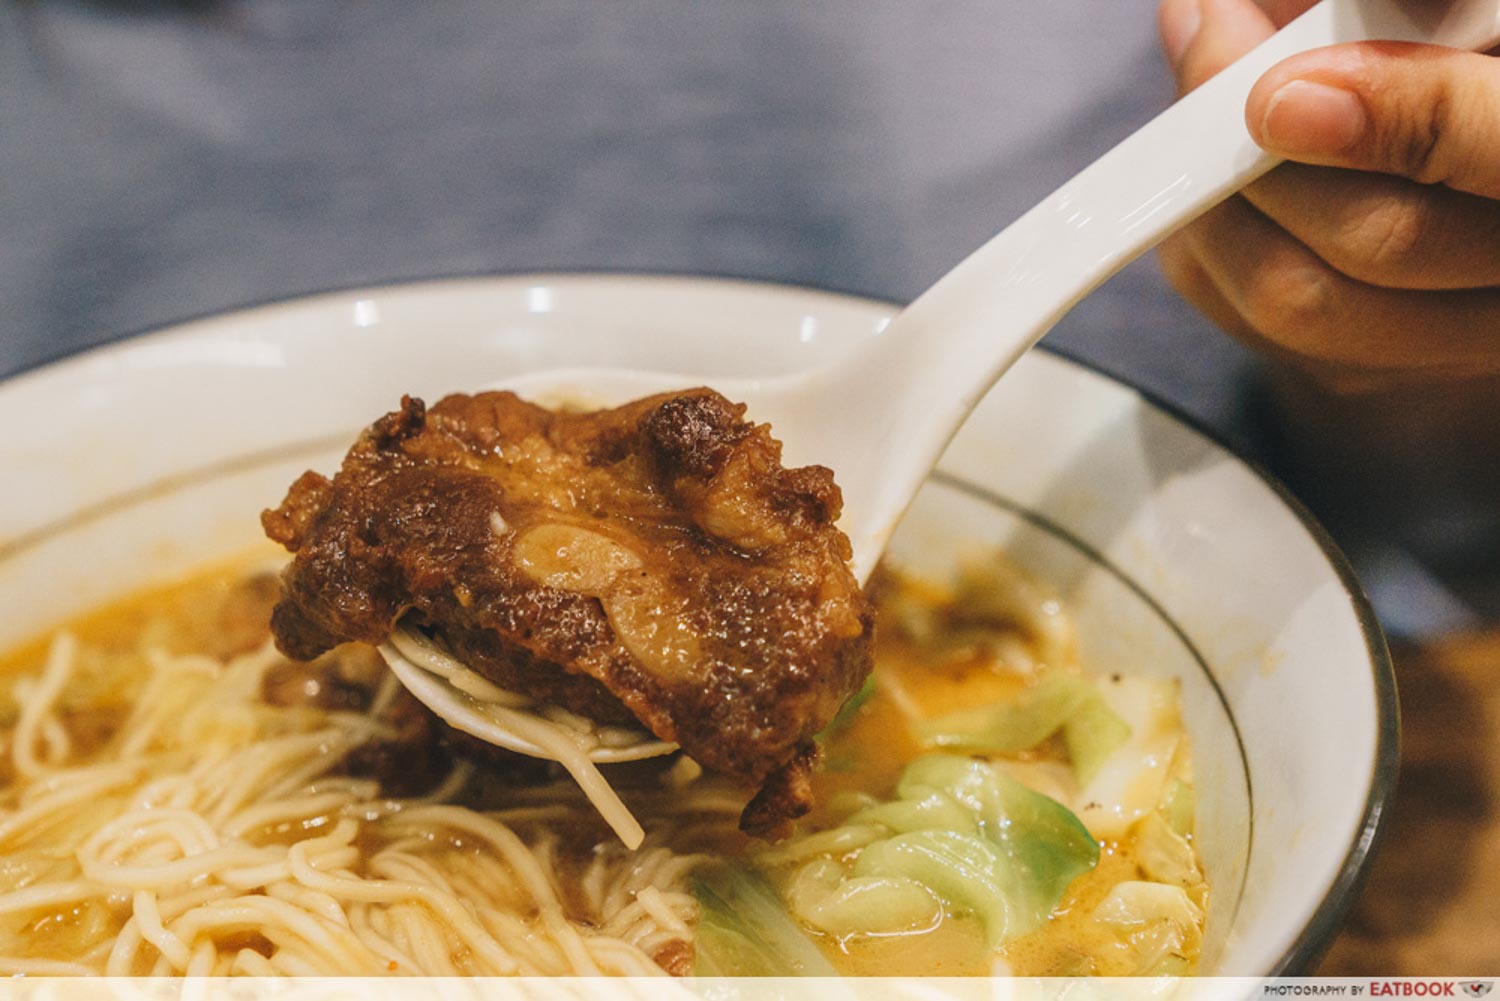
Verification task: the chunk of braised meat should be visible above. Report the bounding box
[652,940,694,978]
[262,389,874,836]
[261,644,453,798]
[739,742,820,840]
[210,573,283,661]
[261,643,385,711]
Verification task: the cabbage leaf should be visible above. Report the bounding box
[1074,676,1182,839]
[914,672,1132,785]
[914,671,1091,753]
[770,753,1098,948]
[692,865,839,976]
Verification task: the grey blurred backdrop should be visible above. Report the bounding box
[0,2,1251,414]
[0,1,1485,631]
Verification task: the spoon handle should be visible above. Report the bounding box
[906,0,1500,365]
[834,0,1500,578]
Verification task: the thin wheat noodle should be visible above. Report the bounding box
[367,853,463,903]
[82,806,219,858]
[155,882,238,921]
[385,628,673,844]
[38,716,71,766]
[471,701,645,848]
[132,889,192,970]
[304,775,382,799]
[346,904,419,973]
[0,625,710,977]
[388,630,531,709]
[286,840,522,975]
[104,917,146,976]
[231,948,278,977]
[217,844,360,890]
[85,842,283,890]
[185,939,216,977]
[391,903,459,975]
[394,811,611,976]
[170,896,381,973]
[635,886,691,938]
[267,880,351,928]
[18,758,147,801]
[392,806,562,905]
[10,634,75,780]
[223,792,362,838]
[0,880,104,915]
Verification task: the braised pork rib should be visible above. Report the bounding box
[263,389,874,836]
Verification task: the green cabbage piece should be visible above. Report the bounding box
[800,873,942,937]
[1092,880,1202,934]
[893,754,1100,940]
[1062,691,1134,783]
[756,823,887,867]
[1161,777,1196,838]
[914,673,1132,784]
[773,753,1099,949]
[1092,881,1204,975]
[692,865,839,976]
[852,830,1015,942]
[1132,811,1200,888]
[915,671,1089,752]
[847,788,978,836]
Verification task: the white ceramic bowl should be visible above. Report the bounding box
[0,274,1394,975]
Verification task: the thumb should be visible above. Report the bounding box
[1247,42,1500,198]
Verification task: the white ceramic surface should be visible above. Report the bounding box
[0,274,1394,975]
[493,0,1500,585]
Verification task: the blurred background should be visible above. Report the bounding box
[2,0,1496,973]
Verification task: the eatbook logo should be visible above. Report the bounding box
[1461,984,1494,999]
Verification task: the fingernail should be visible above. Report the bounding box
[1160,0,1202,69]
[1260,80,1368,156]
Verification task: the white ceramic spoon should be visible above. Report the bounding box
[385,0,1500,840]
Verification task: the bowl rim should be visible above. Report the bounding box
[0,268,1398,975]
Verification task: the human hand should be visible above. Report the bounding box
[1155,0,1500,389]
